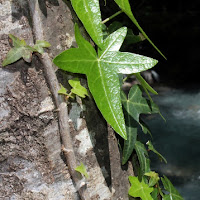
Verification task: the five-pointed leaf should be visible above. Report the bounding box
[3,34,34,66]
[70,0,103,48]
[53,24,158,139]
[161,176,184,200]
[129,176,153,200]
[121,85,160,164]
[121,84,160,124]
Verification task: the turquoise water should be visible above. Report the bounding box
[142,87,200,200]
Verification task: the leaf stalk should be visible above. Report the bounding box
[101,10,123,24]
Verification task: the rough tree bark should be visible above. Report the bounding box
[0,0,132,199]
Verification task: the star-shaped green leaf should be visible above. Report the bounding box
[129,176,153,200]
[121,84,161,164]
[53,24,158,139]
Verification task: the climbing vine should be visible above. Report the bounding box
[2,0,184,199]
[54,0,183,199]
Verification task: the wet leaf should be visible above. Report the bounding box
[69,78,89,98]
[113,0,166,59]
[161,176,184,200]
[70,0,103,48]
[129,176,153,200]
[146,141,167,163]
[75,162,89,179]
[53,24,157,139]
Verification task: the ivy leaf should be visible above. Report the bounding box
[129,176,153,200]
[70,0,103,48]
[161,176,184,200]
[113,0,166,59]
[121,85,160,163]
[2,34,34,66]
[75,162,89,179]
[58,84,68,95]
[68,78,89,98]
[9,34,26,47]
[144,171,160,187]
[33,40,51,54]
[151,188,159,200]
[58,84,74,99]
[121,91,138,164]
[135,140,151,176]
[53,24,157,139]
[146,141,167,163]
[122,84,160,124]
[121,104,138,165]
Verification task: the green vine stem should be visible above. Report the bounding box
[101,10,123,24]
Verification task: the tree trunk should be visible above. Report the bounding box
[0,0,131,199]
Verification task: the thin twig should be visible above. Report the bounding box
[27,0,90,199]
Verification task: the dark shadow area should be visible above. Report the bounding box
[83,96,112,187]
[10,0,60,28]
[11,1,32,27]
[38,0,59,17]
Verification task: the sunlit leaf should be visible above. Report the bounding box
[113,0,166,59]
[69,78,89,98]
[129,176,153,200]
[161,176,184,200]
[70,0,103,48]
[146,141,167,163]
[75,162,89,179]
[53,24,157,139]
